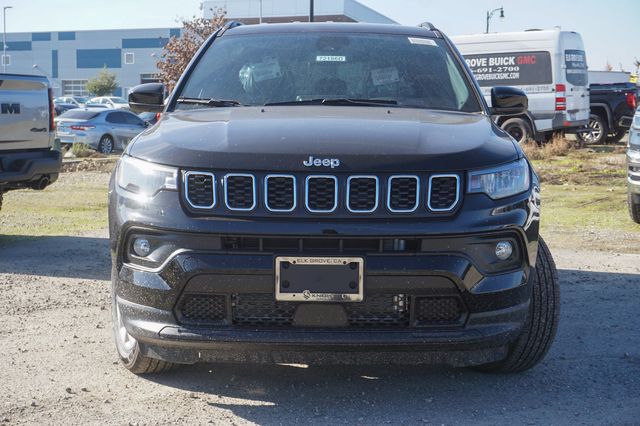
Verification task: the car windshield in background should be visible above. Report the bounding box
[109,97,128,103]
[176,32,481,113]
[59,110,101,120]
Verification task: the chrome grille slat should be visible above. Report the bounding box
[347,175,379,213]
[387,175,420,213]
[305,175,338,213]
[428,174,460,212]
[265,174,296,212]
[224,173,256,211]
[184,171,216,209]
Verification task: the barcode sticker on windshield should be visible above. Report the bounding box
[408,37,437,46]
[316,55,346,62]
[371,67,400,86]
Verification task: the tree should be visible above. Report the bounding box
[157,7,226,91]
[86,67,118,96]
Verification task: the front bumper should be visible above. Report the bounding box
[0,148,62,190]
[109,171,541,366]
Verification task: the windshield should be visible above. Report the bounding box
[176,32,481,112]
[109,97,128,103]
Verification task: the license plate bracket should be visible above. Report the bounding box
[275,256,364,302]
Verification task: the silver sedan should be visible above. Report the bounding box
[55,108,149,153]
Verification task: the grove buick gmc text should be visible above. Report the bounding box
[109,21,559,374]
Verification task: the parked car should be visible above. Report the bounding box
[138,111,160,126]
[452,29,590,143]
[0,73,61,210]
[54,96,88,107]
[55,108,148,153]
[576,82,637,144]
[53,100,78,116]
[628,107,640,223]
[86,96,130,110]
[111,21,559,375]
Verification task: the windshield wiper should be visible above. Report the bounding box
[177,97,243,107]
[264,98,398,107]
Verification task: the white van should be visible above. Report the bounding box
[451,29,590,142]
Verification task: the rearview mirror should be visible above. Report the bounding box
[490,86,528,116]
[128,83,165,113]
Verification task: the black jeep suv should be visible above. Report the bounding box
[110,22,559,374]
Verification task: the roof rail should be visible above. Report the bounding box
[219,21,243,36]
[418,22,435,30]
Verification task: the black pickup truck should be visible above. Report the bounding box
[577,82,637,144]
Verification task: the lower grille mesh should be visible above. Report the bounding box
[179,294,226,324]
[177,294,465,328]
[414,296,463,325]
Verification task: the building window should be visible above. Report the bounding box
[124,52,135,65]
[61,79,89,96]
[140,73,160,84]
[1,55,10,66]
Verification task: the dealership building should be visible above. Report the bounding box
[1,0,394,97]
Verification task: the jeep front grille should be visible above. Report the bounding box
[183,171,461,216]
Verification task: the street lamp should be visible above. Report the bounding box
[485,6,504,34]
[3,6,12,73]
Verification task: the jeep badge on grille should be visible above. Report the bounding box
[303,156,340,168]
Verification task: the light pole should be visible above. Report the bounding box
[485,6,504,34]
[259,0,262,23]
[310,0,314,22]
[3,6,12,73]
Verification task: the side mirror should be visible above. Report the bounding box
[128,83,165,113]
[490,86,528,116]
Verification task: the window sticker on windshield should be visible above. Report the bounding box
[242,57,282,83]
[316,55,346,62]
[371,67,400,86]
[408,37,437,46]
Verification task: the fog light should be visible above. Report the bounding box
[133,238,151,257]
[495,241,513,260]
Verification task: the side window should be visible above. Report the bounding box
[123,113,144,126]
[106,112,126,124]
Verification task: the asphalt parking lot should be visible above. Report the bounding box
[0,230,638,425]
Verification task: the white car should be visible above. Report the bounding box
[86,96,130,110]
[628,106,640,223]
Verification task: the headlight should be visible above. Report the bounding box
[468,158,530,199]
[116,156,177,199]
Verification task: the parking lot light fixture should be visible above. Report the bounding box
[3,6,12,73]
[485,6,504,34]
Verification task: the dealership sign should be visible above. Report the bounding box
[463,51,552,86]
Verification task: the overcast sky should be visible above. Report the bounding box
[2,0,638,73]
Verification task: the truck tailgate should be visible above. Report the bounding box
[0,75,52,151]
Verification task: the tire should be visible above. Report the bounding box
[629,193,640,224]
[502,118,533,144]
[98,135,114,154]
[576,114,607,145]
[111,283,177,374]
[476,237,560,373]
[606,128,627,144]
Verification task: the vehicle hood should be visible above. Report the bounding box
[128,106,519,172]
